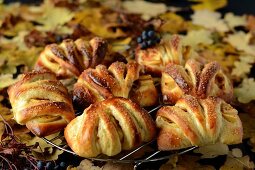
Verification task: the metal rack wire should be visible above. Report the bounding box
[42,105,197,169]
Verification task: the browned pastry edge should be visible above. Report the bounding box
[64,97,157,157]
[162,59,233,104]
[8,70,75,137]
[156,95,243,151]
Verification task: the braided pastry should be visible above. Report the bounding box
[72,61,142,109]
[129,75,158,107]
[35,37,108,79]
[135,34,183,76]
[7,71,75,137]
[161,59,233,104]
[64,97,156,157]
[156,95,243,151]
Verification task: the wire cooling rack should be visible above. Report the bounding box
[42,105,197,169]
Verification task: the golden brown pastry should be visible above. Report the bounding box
[135,34,183,76]
[156,95,243,151]
[73,62,157,107]
[161,58,233,104]
[35,37,108,79]
[129,75,158,107]
[64,97,156,157]
[8,71,75,137]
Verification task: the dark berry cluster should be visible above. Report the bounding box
[37,161,66,170]
[137,30,160,49]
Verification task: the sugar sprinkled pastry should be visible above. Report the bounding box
[73,61,158,109]
[161,58,233,104]
[136,34,183,76]
[35,37,108,79]
[8,71,75,137]
[156,95,243,151]
[64,97,157,157]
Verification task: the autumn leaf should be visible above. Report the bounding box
[76,159,102,170]
[191,10,229,32]
[225,31,255,56]
[0,74,20,90]
[182,29,213,48]
[110,37,132,52]
[197,44,237,71]
[224,13,247,29]
[72,8,126,38]
[234,78,255,103]
[220,155,254,170]
[239,113,255,139]
[231,55,255,78]
[122,1,167,20]
[193,143,229,158]
[35,2,73,33]
[189,0,227,11]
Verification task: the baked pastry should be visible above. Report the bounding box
[73,61,158,109]
[161,58,233,104]
[35,37,108,79]
[135,34,183,76]
[7,71,75,137]
[156,95,243,151]
[129,75,158,107]
[64,97,156,157]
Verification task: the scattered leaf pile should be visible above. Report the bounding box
[1,0,255,169]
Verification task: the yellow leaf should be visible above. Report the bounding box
[72,8,126,38]
[190,0,227,11]
[35,2,74,32]
[225,31,255,56]
[23,132,62,152]
[32,148,63,161]
[193,143,229,158]
[231,55,255,78]
[224,13,247,29]
[110,37,132,52]
[182,29,213,48]
[159,12,188,34]
[122,1,167,20]
[234,78,255,103]
[191,10,229,32]
[0,74,20,89]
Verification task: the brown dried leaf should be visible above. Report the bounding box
[220,155,254,170]
[76,159,102,170]
[174,154,215,170]
[103,162,133,170]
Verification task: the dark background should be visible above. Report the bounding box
[4,0,255,15]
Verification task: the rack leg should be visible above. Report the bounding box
[133,151,161,170]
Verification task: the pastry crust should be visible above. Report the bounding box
[64,97,156,157]
[35,37,108,79]
[156,95,243,150]
[73,61,158,109]
[135,35,183,76]
[161,59,233,104]
[7,71,75,137]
